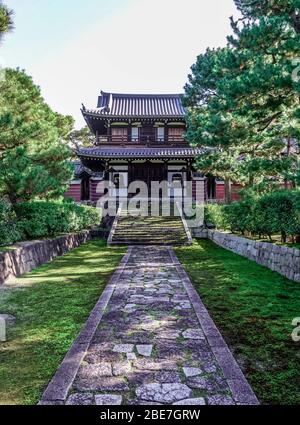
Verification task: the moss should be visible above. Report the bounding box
[174,240,300,405]
[0,239,125,405]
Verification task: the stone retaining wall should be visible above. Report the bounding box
[193,228,300,282]
[0,231,93,285]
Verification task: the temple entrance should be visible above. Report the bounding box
[128,163,167,203]
[129,163,167,189]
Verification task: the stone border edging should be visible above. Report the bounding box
[0,231,94,285]
[107,203,123,246]
[39,247,132,405]
[176,201,193,245]
[192,228,300,283]
[208,230,300,283]
[168,247,259,405]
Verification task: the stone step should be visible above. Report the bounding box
[111,239,187,246]
[113,230,182,234]
[112,235,187,241]
[116,227,183,231]
[110,207,188,246]
[117,222,183,226]
[117,218,183,222]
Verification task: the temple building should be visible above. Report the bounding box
[64,91,234,204]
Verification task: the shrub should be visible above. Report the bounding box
[223,200,255,234]
[204,204,229,229]
[0,199,22,246]
[15,201,100,240]
[255,191,300,242]
[204,190,300,242]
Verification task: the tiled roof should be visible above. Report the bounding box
[82,92,186,118]
[72,161,103,178]
[77,147,202,159]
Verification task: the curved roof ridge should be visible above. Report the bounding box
[100,91,184,98]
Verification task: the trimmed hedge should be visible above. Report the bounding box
[0,200,22,245]
[205,190,300,242]
[0,200,100,245]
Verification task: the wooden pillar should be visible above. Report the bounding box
[164,160,168,181]
[186,161,192,181]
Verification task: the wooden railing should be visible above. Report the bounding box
[96,135,187,146]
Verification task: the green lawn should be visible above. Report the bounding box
[0,239,125,405]
[175,240,300,405]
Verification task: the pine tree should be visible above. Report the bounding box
[184,0,300,200]
[0,1,13,41]
[0,69,74,204]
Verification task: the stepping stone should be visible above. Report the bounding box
[155,330,181,340]
[95,395,123,405]
[171,295,190,303]
[66,393,94,405]
[187,376,228,392]
[113,361,132,376]
[123,304,138,312]
[207,395,235,405]
[126,353,137,360]
[113,344,134,353]
[155,371,182,383]
[174,302,192,310]
[182,329,205,340]
[203,364,217,373]
[183,367,202,378]
[136,383,192,404]
[128,400,163,405]
[133,359,177,371]
[75,376,129,392]
[173,398,206,405]
[136,344,153,357]
[77,363,112,379]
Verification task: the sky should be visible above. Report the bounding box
[1,0,240,128]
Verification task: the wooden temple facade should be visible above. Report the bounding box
[65,91,230,204]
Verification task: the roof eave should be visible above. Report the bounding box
[82,111,186,120]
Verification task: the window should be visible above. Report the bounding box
[168,127,184,141]
[157,127,165,142]
[111,127,128,141]
[131,127,139,142]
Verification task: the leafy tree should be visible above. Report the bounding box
[184,0,300,201]
[0,68,74,205]
[70,125,94,151]
[0,1,13,41]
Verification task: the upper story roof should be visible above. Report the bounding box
[82,91,186,119]
[77,146,202,160]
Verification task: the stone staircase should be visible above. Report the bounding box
[108,204,190,246]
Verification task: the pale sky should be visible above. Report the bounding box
[1,0,240,128]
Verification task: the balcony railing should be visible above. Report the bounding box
[97,135,187,146]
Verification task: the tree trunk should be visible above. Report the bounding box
[284,138,291,189]
[7,192,18,213]
[281,231,287,244]
[8,193,17,206]
[224,178,232,204]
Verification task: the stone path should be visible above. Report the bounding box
[40,246,258,406]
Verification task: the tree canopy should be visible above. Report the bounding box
[70,125,95,150]
[184,0,300,201]
[0,68,74,204]
[0,1,13,41]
